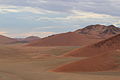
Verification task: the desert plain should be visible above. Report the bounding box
[0,44,119,80]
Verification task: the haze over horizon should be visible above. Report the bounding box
[0,0,120,38]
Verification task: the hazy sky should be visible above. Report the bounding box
[0,0,120,38]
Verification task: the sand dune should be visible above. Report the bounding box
[0,35,16,44]
[27,32,102,46]
[53,34,120,72]
[64,34,120,57]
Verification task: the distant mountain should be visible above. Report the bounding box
[24,36,40,42]
[0,35,16,44]
[27,32,102,46]
[15,36,40,43]
[27,24,120,46]
[53,34,120,72]
[75,24,120,38]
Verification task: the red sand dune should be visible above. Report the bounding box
[52,34,120,72]
[27,32,102,46]
[63,34,120,57]
[53,53,119,72]
[0,35,16,44]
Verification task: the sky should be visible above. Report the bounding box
[0,0,120,38]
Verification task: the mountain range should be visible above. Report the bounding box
[27,24,120,46]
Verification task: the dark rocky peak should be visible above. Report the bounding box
[75,24,120,37]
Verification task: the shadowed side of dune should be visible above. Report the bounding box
[52,52,119,72]
[52,34,120,72]
[63,34,120,57]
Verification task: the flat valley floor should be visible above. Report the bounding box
[0,44,120,80]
